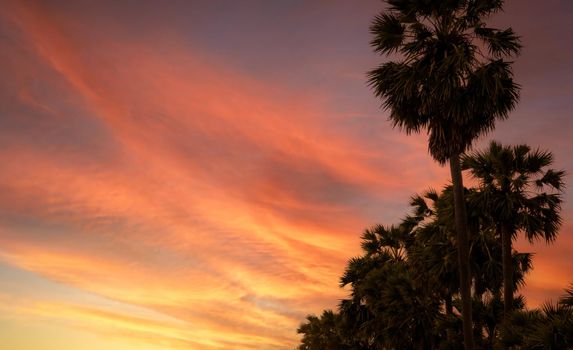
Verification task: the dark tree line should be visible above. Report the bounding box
[296,142,568,349]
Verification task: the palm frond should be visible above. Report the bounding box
[370,13,406,55]
[475,26,521,57]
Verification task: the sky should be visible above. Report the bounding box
[0,0,572,349]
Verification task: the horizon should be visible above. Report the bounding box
[1,1,572,349]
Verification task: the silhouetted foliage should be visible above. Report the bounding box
[500,301,573,349]
[368,2,522,347]
[462,141,564,317]
[296,310,366,350]
[296,146,569,348]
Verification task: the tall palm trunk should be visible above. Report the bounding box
[502,224,513,316]
[449,151,474,350]
[445,292,453,316]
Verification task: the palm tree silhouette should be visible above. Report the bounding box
[340,223,442,349]
[502,289,573,349]
[296,184,559,348]
[408,187,533,316]
[462,141,564,317]
[297,310,361,350]
[368,2,521,347]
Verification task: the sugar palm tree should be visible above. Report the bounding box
[524,303,573,349]
[298,191,540,349]
[462,141,564,317]
[502,298,573,349]
[340,224,442,349]
[560,284,573,308]
[297,310,362,350]
[408,187,532,313]
[368,2,521,347]
[405,189,460,317]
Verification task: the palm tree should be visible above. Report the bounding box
[297,310,364,350]
[502,299,573,349]
[560,284,573,308]
[525,302,573,349]
[462,141,564,317]
[406,189,460,317]
[339,224,442,349]
[408,187,533,315]
[297,186,542,349]
[368,2,521,347]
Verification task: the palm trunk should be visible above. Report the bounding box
[449,151,474,350]
[445,292,453,316]
[502,224,513,317]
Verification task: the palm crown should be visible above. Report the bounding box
[462,141,564,242]
[462,141,565,315]
[368,0,520,163]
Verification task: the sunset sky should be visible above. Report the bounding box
[1,1,572,349]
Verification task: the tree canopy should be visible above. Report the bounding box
[296,151,568,349]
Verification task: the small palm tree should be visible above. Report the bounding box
[297,310,355,350]
[462,141,565,317]
[340,224,442,349]
[502,301,573,349]
[368,2,521,348]
[560,284,573,308]
[406,189,460,316]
